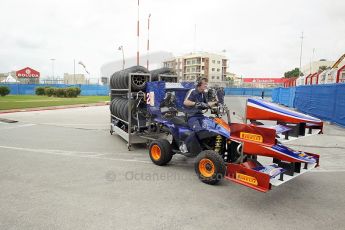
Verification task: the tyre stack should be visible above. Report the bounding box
[110,65,149,123]
[110,65,149,91]
[150,67,176,82]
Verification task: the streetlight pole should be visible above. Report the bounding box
[50,58,55,84]
[137,0,140,66]
[147,13,151,70]
[74,59,76,84]
[78,61,90,84]
[299,32,304,77]
[118,46,125,70]
[311,48,315,74]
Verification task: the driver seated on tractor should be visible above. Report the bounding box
[183,77,218,129]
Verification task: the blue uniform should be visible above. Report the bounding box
[185,88,209,129]
[185,88,208,114]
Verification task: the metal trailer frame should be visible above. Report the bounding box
[110,72,151,150]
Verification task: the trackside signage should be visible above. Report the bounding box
[240,132,263,143]
[16,67,40,78]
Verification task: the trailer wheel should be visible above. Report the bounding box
[149,139,172,166]
[195,150,225,185]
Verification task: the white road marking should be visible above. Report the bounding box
[0,124,36,130]
[0,145,343,172]
[40,123,108,126]
[0,145,151,164]
[310,169,345,173]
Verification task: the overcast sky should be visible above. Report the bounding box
[1,0,344,79]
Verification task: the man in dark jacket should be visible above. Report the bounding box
[183,77,217,130]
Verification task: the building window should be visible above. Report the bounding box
[212,68,215,71]
[216,76,219,79]
[212,76,215,79]
[217,68,220,72]
[217,61,220,64]
[192,67,196,72]
[202,66,204,70]
[212,60,215,64]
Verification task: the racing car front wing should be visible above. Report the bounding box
[225,151,320,192]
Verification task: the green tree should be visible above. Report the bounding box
[318,65,329,72]
[226,77,234,86]
[0,86,10,96]
[35,87,45,96]
[284,68,301,78]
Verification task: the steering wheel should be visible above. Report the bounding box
[195,102,209,114]
[200,107,209,114]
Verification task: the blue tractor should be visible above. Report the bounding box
[146,81,234,185]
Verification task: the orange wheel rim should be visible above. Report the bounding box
[151,145,161,161]
[199,159,215,178]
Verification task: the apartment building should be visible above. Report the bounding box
[163,52,228,86]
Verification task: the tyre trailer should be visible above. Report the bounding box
[110,72,152,151]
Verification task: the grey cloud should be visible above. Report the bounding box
[0,0,344,78]
[15,38,45,49]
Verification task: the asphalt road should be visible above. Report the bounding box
[0,96,344,230]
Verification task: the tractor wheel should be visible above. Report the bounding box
[149,139,172,166]
[194,150,226,185]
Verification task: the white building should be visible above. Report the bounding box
[301,59,334,76]
[301,58,345,75]
[163,52,228,86]
[297,56,345,85]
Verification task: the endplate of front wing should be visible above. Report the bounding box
[225,157,319,192]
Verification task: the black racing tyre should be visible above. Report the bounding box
[115,75,123,89]
[121,101,129,121]
[112,97,121,118]
[120,73,127,89]
[109,99,113,114]
[110,98,115,115]
[111,97,145,123]
[149,139,173,166]
[111,73,116,88]
[194,150,226,185]
[150,67,176,81]
[110,73,115,89]
[111,98,118,117]
[131,74,147,91]
[110,65,149,90]
[110,97,121,116]
[117,99,127,120]
[112,73,119,89]
[121,99,129,121]
[113,74,118,88]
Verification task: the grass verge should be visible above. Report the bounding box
[0,95,109,110]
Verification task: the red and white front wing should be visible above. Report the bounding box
[225,122,320,192]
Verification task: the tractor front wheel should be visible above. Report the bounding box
[149,139,173,166]
[195,150,226,185]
